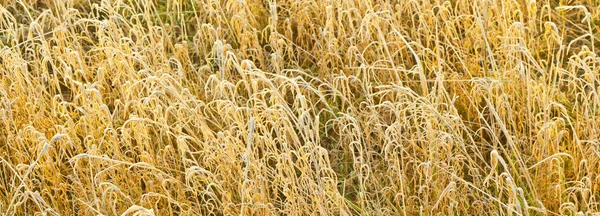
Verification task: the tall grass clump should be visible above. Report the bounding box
[1,0,600,215]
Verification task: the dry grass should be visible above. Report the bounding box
[0,0,599,215]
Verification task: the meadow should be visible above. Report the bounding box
[0,0,600,215]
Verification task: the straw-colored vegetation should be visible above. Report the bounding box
[0,0,599,215]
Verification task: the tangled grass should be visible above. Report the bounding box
[1,0,600,215]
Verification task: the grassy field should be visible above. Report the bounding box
[0,0,599,215]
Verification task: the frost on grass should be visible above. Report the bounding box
[0,0,600,215]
